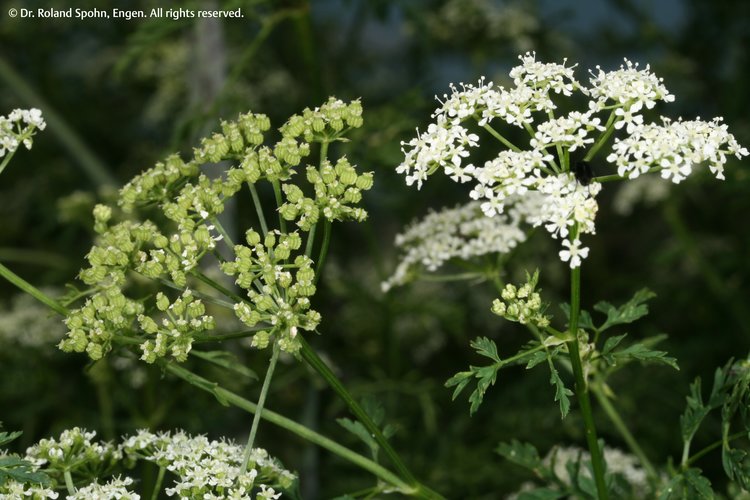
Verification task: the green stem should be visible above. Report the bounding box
[271,180,287,234]
[591,381,658,483]
[591,166,661,184]
[0,262,68,315]
[211,216,236,248]
[164,363,416,494]
[0,146,19,176]
[248,183,269,237]
[192,329,265,342]
[304,220,317,259]
[193,271,246,304]
[482,123,521,152]
[297,336,419,489]
[150,466,166,500]
[241,340,280,471]
[566,266,609,499]
[314,219,332,283]
[686,431,747,467]
[64,470,75,495]
[584,109,618,162]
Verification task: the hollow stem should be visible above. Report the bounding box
[482,123,521,152]
[64,470,75,495]
[164,363,418,495]
[241,340,280,471]
[584,109,618,162]
[210,216,236,248]
[271,180,287,234]
[248,182,269,237]
[0,262,68,315]
[591,381,657,483]
[685,431,746,467]
[297,336,420,489]
[566,266,608,499]
[305,222,317,258]
[150,466,166,500]
[314,219,332,283]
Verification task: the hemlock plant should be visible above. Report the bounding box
[0,52,749,499]
[389,53,750,498]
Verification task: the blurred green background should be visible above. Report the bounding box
[1,0,749,497]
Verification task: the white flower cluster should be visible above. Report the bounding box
[122,429,295,499]
[546,445,649,494]
[25,427,121,470]
[382,196,542,291]
[0,291,66,348]
[0,108,46,161]
[396,52,748,269]
[607,117,748,183]
[68,477,139,499]
[0,482,59,499]
[1,428,295,499]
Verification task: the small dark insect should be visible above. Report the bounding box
[572,160,594,186]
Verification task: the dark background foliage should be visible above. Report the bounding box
[1,0,749,497]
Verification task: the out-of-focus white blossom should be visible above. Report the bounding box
[0,108,46,163]
[383,196,542,291]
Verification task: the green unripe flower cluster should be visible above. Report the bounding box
[491,271,551,328]
[139,289,214,364]
[59,286,144,360]
[221,231,319,353]
[279,98,364,143]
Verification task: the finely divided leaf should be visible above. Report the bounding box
[0,456,51,487]
[594,288,656,332]
[470,336,501,363]
[549,365,573,419]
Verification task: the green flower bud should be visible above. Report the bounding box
[252,330,271,349]
[344,188,362,204]
[355,172,374,190]
[320,165,336,184]
[279,203,299,221]
[264,232,276,249]
[156,293,170,311]
[139,314,159,334]
[86,342,104,361]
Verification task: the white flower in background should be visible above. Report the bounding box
[382,195,543,291]
[0,108,46,160]
[613,175,670,215]
[545,446,649,494]
[395,52,748,270]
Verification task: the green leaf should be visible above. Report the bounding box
[0,431,22,448]
[526,351,548,369]
[0,456,51,487]
[445,371,473,401]
[549,365,573,419]
[496,440,543,470]
[681,378,709,444]
[337,418,377,453]
[613,343,679,370]
[683,468,714,499]
[594,288,656,332]
[601,334,628,358]
[190,350,258,380]
[470,337,501,363]
[559,304,594,330]
[518,489,566,500]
